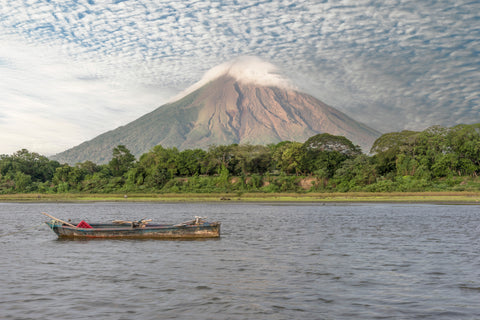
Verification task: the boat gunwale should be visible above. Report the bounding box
[48,222,218,229]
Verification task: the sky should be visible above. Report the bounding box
[0,0,479,156]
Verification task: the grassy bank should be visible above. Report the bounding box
[1,192,480,203]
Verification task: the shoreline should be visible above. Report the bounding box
[1,192,480,204]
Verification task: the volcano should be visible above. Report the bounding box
[53,57,381,164]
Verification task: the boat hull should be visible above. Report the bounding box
[45,222,221,239]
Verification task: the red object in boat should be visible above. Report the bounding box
[77,220,93,228]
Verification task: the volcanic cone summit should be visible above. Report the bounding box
[53,57,380,164]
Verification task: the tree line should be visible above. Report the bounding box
[1,123,480,194]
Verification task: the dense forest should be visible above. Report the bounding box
[1,123,480,194]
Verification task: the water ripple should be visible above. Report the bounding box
[1,202,480,319]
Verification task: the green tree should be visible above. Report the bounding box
[136,145,179,188]
[52,165,86,192]
[411,126,449,177]
[272,141,304,175]
[1,149,60,183]
[76,161,100,175]
[177,149,206,176]
[304,133,361,156]
[333,155,377,191]
[204,145,236,175]
[232,144,272,175]
[302,134,361,177]
[109,145,136,177]
[447,124,480,176]
[81,167,111,192]
[14,171,32,192]
[371,130,419,176]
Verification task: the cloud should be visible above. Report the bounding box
[0,0,478,154]
[0,39,171,155]
[173,56,295,101]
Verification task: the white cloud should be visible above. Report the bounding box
[173,56,295,101]
[0,39,171,155]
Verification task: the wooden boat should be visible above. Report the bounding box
[43,213,220,239]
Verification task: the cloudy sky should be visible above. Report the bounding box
[0,0,478,155]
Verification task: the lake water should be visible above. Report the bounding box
[1,202,480,319]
